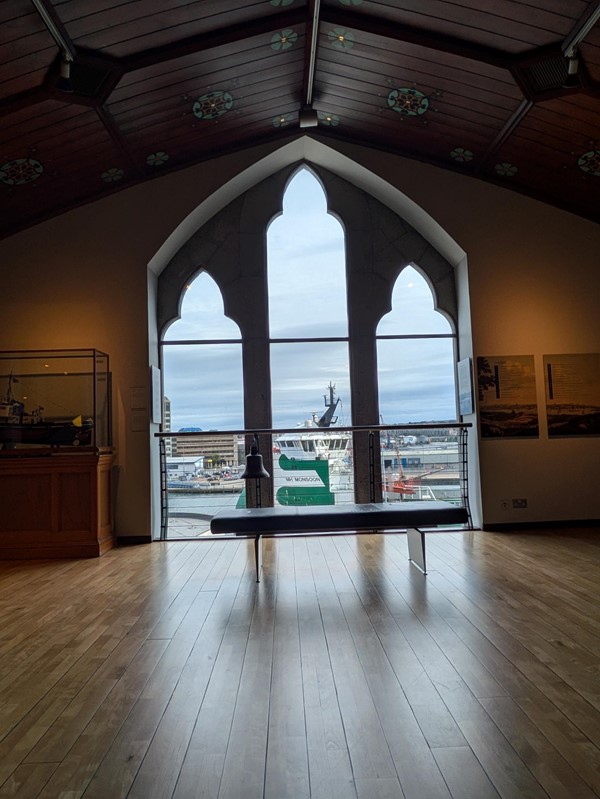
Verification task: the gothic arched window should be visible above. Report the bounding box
[376,265,457,423]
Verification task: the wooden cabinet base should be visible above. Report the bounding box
[0,452,114,559]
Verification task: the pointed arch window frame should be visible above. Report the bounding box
[160,271,244,432]
[375,265,459,423]
[267,166,353,428]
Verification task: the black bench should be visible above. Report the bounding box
[210,501,469,581]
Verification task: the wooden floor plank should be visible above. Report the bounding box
[0,528,597,799]
[294,537,357,799]
[34,639,170,798]
[262,536,310,799]
[322,536,452,799]
[215,539,278,799]
[432,746,500,799]
[172,547,258,799]
[127,543,250,799]
[307,538,402,789]
[77,584,220,799]
[0,763,57,799]
[480,696,598,799]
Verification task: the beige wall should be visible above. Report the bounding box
[1,136,598,534]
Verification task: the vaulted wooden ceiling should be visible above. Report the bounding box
[2,0,600,240]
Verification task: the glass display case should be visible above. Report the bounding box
[0,349,111,451]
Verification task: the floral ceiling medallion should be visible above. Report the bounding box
[271,29,298,50]
[328,28,355,50]
[192,91,234,120]
[147,152,169,166]
[0,157,44,185]
[388,87,429,116]
[101,167,124,183]
[273,115,293,127]
[577,150,600,176]
[450,147,474,163]
[318,111,340,126]
[494,162,518,177]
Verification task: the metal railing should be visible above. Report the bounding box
[155,423,472,539]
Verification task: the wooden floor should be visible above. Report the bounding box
[0,529,599,799]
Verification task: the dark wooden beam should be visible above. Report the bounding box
[120,8,307,73]
[31,0,77,59]
[95,106,143,177]
[302,0,321,106]
[480,98,533,164]
[320,6,511,69]
[562,0,600,54]
[0,87,47,117]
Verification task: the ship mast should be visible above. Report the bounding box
[317,382,340,428]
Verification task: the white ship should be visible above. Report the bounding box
[273,383,353,506]
[272,384,462,506]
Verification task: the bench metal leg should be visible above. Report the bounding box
[254,535,263,582]
[406,528,427,574]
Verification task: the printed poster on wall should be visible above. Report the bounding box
[477,355,539,438]
[544,353,600,437]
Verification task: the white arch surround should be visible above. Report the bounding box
[157,164,460,338]
[149,138,480,533]
[148,137,466,279]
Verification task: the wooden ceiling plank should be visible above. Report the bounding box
[335,32,518,86]
[314,83,510,138]
[321,6,511,68]
[111,67,300,131]
[110,44,305,105]
[118,8,307,74]
[316,55,516,103]
[96,105,144,177]
[480,97,533,163]
[118,85,300,141]
[353,0,579,41]
[59,0,284,51]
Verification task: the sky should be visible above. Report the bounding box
[162,169,457,431]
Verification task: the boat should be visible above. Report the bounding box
[272,383,462,506]
[272,383,353,506]
[273,382,351,461]
[0,372,93,449]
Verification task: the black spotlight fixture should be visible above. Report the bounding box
[299,104,319,128]
[563,48,579,89]
[57,52,74,93]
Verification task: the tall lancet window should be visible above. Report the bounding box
[162,271,243,431]
[267,168,350,427]
[267,168,352,506]
[376,265,457,423]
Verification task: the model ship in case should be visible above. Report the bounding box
[0,349,111,452]
[0,372,93,447]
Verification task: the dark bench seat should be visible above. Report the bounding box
[211,501,469,580]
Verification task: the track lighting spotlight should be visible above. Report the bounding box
[57,53,74,93]
[299,105,319,128]
[563,48,579,89]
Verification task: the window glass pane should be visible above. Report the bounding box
[377,338,457,422]
[162,343,243,429]
[377,265,452,335]
[268,169,348,338]
[164,271,240,341]
[271,342,353,507]
[270,342,351,428]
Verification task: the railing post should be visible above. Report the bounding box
[368,430,376,503]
